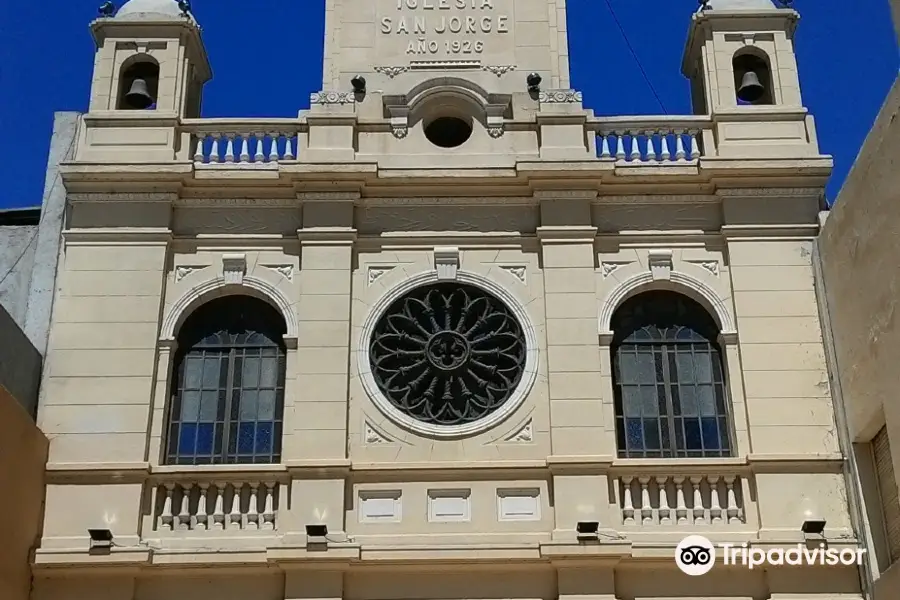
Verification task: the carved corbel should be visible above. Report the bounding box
[434,247,460,281]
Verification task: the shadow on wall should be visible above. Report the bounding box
[0,305,41,419]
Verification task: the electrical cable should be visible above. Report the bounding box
[602,0,668,115]
[0,130,77,289]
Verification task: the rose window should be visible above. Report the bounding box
[368,282,527,427]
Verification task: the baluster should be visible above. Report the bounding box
[247,482,260,530]
[691,476,705,525]
[253,133,266,162]
[674,131,686,161]
[212,482,226,530]
[283,134,295,160]
[725,476,742,523]
[599,134,611,159]
[268,132,280,162]
[177,484,192,530]
[629,133,641,161]
[689,131,700,159]
[209,135,221,163]
[224,134,236,163]
[639,477,652,524]
[615,133,626,160]
[709,476,723,523]
[159,483,175,531]
[196,483,209,531]
[645,132,657,161]
[262,482,276,530]
[229,484,243,530]
[673,477,688,524]
[657,476,671,524]
[239,136,250,163]
[660,133,671,161]
[621,476,635,525]
[193,134,205,163]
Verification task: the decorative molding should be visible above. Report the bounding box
[264,264,294,281]
[499,266,526,284]
[173,198,297,208]
[482,65,516,77]
[374,66,409,78]
[222,254,247,285]
[358,490,402,523]
[357,269,540,440]
[364,422,394,445]
[594,194,717,205]
[310,91,355,105]
[368,266,395,285]
[600,262,628,278]
[598,269,736,342]
[687,260,719,277]
[504,419,534,443]
[534,190,598,201]
[69,192,176,203]
[297,192,359,202]
[538,89,583,103]
[487,126,504,138]
[434,247,460,281]
[161,276,299,341]
[409,59,481,69]
[392,125,408,140]
[175,265,206,282]
[364,196,533,207]
[716,187,824,198]
[647,249,673,281]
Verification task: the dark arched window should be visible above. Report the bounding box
[611,291,731,459]
[165,295,286,465]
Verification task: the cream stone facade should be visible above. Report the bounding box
[34,0,863,599]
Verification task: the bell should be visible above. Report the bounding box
[737,71,765,103]
[124,78,154,109]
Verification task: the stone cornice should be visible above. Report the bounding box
[716,187,824,198]
[173,197,297,207]
[297,227,358,244]
[721,224,819,239]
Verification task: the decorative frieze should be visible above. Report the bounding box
[310,91,355,105]
[482,65,516,77]
[538,89,583,103]
[374,65,410,78]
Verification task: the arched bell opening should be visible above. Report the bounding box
[117,56,160,110]
[732,51,774,106]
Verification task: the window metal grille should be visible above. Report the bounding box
[611,291,732,458]
[165,295,286,465]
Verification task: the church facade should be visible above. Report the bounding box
[33,0,864,599]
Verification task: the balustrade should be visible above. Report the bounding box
[153,478,281,533]
[181,119,302,165]
[589,116,711,163]
[617,473,745,527]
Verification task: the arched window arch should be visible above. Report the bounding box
[611,290,732,459]
[165,295,287,465]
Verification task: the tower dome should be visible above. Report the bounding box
[115,0,197,23]
[702,0,777,9]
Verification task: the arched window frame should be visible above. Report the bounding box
[609,290,734,459]
[597,259,748,459]
[149,275,299,467]
[163,295,288,465]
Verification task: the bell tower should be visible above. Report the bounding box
[307,0,589,164]
[78,0,211,161]
[682,0,818,157]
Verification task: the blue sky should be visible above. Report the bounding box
[0,0,897,209]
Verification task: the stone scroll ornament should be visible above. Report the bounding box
[368,282,527,427]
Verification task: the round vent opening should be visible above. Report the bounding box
[424,116,473,148]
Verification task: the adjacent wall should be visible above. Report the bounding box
[817,76,900,598]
